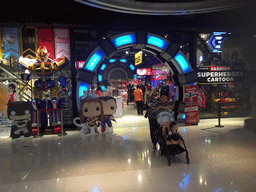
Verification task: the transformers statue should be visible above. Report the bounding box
[19,47,68,134]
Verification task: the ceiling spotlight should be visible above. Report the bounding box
[126,51,129,54]
[103,37,106,39]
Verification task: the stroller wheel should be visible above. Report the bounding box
[168,157,171,166]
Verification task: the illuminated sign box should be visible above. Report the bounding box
[137,68,152,76]
[112,34,136,48]
[197,66,246,84]
[135,51,143,65]
[147,34,169,51]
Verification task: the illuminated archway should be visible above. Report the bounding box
[76,31,197,120]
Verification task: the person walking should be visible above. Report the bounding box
[146,93,170,149]
[134,85,144,115]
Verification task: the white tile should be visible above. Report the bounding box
[64,170,151,192]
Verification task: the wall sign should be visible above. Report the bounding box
[136,68,151,76]
[197,66,246,84]
[135,51,143,65]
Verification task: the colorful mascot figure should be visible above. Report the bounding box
[19,47,68,134]
[79,98,102,134]
[99,96,117,133]
[7,101,32,139]
[78,92,117,134]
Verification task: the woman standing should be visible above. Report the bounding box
[146,93,170,149]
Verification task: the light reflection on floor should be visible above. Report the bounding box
[0,105,256,191]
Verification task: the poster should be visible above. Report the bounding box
[184,85,198,125]
[3,27,20,59]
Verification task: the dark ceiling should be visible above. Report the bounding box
[1,1,255,37]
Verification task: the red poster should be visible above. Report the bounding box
[184,85,199,125]
[38,28,54,59]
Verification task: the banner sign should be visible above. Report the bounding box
[3,27,20,59]
[197,66,246,84]
[38,28,54,59]
[22,28,37,59]
[54,28,70,60]
[135,51,143,65]
[184,85,198,125]
[137,68,151,76]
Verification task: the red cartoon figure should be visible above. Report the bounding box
[79,98,101,134]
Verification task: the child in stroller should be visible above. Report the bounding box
[156,119,189,166]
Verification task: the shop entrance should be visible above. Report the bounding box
[76,31,197,119]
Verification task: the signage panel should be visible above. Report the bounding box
[137,68,152,76]
[184,85,199,125]
[197,66,246,84]
[135,51,143,65]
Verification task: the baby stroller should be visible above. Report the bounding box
[156,126,189,166]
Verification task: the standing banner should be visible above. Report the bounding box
[184,85,199,125]
[54,28,70,60]
[38,28,54,59]
[22,28,37,58]
[3,27,20,59]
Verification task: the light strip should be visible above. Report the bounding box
[79,82,89,98]
[100,64,107,70]
[85,49,105,71]
[147,35,169,50]
[174,52,191,73]
[129,64,135,70]
[112,34,135,47]
[98,74,102,82]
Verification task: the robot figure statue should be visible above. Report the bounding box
[19,47,68,134]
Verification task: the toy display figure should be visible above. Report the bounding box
[79,98,102,134]
[99,97,117,133]
[78,92,117,134]
[19,47,68,134]
[7,101,32,139]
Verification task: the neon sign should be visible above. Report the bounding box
[174,52,190,73]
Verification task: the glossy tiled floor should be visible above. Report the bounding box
[0,104,256,192]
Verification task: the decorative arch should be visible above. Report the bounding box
[76,31,197,120]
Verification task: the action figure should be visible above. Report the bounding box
[19,47,68,133]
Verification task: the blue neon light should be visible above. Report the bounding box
[85,49,105,71]
[101,85,106,91]
[174,52,191,73]
[129,64,135,71]
[134,74,137,79]
[109,59,116,63]
[120,59,127,63]
[182,114,186,119]
[100,64,106,70]
[98,74,102,82]
[79,82,89,98]
[147,35,169,50]
[112,34,135,47]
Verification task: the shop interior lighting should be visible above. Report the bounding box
[174,52,191,73]
[120,59,127,63]
[112,34,136,47]
[85,49,105,71]
[98,74,102,82]
[109,59,116,63]
[100,64,107,70]
[79,82,89,98]
[147,35,169,50]
[129,64,135,70]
